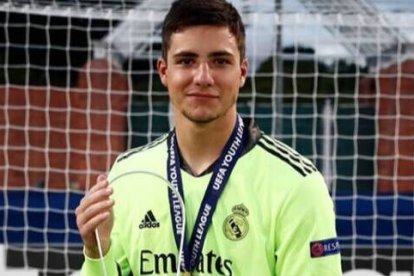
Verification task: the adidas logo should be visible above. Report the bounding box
[139,210,160,229]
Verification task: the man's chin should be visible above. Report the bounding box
[183,112,219,125]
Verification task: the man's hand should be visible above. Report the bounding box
[75,174,114,258]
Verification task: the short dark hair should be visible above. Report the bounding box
[161,0,246,61]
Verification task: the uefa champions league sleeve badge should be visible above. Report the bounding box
[223,204,249,241]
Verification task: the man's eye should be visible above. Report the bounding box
[214,58,230,65]
[177,58,194,65]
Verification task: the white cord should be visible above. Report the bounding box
[94,228,108,276]
[94,170,187,276]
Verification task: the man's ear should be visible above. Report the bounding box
[240,58,248,88]
[157,58,168,87]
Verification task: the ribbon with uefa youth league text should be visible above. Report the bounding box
[167,115,247,273]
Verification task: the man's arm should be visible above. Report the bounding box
[274,171,342,275]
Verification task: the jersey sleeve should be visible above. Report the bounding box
[80,236,131,276]
[274,171,342,275]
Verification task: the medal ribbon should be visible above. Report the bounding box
[167,115,247,273]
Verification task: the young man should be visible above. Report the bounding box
[75,0,342,275]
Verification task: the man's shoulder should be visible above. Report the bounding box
[254,133,318,178]
[115,133,169,164]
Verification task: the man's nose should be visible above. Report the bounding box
[194,62,214,86]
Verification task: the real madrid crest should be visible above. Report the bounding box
[223,204,249,241]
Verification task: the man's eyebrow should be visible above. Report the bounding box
[208,51,234,58]
[172,51,235,58]
[172,51,198,58]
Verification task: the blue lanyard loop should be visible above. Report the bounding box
[167,116,247,272]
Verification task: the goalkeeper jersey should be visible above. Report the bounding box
[81,118,342,276]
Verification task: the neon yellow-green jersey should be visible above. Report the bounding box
[81,119,342,276]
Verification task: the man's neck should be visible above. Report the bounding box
[175,113,237,176]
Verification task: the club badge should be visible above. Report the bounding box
[223,204,249,241]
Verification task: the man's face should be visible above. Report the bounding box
[158,25,248,125]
